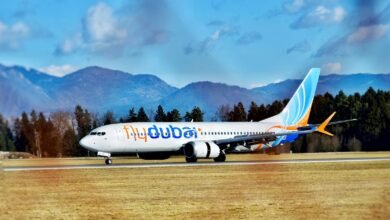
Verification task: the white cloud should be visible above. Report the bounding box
[284,0,305,13]
[184,25,239,55]
[333,6,346,22]
[85,2,127,43]
[39,64,77,77]
[56,2,170,57]
[322,62,342,74]
[0,20,30,49]
[55,33,83,55]
[347,24,389,44]
[290,5,346,29]
[309,5,346,23]
[55,3,128,56]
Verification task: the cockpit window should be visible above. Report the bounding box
[97,132,106,136]
[90,132,97,135]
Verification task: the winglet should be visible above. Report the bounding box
[317,112,336,136]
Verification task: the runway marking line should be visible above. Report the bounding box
[2,157,390,172]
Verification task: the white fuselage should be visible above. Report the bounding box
[79,121,282,154]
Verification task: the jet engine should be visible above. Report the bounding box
[184,141,225,162]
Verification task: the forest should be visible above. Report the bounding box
[0,87,389,157]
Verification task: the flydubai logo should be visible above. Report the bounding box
[123,125,201,142]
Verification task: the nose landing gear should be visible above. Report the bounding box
[98,152,112,165]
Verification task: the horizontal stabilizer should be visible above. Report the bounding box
[317,112,336,136]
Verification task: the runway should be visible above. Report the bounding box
[3,157,390,172]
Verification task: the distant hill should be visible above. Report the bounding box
[160,81,256,117]
[47,66,177,113]
[0,64,177,116]
[0,63,389,118]
[251,73,390,103]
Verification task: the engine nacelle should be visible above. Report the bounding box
[184,141,221,159]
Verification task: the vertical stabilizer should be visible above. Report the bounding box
[280,68,320,126]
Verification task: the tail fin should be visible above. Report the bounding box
[280,68,320,126]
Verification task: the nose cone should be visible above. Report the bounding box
[79,136,95,151]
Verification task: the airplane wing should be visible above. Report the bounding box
[215,129,313,146]
[213,112,356,150]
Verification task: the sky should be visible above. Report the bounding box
[0,0,389,88]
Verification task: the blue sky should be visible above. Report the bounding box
[0,0,389,87]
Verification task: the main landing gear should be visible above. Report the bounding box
[105,158,112,165]
[213,153,226,162]
[185,152,226,163]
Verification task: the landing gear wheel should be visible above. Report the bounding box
[185,156,197,163]
[105,158,112,165]
[214,153,226,162]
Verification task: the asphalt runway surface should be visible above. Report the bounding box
[3,157,390,172]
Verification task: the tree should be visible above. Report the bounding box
[154,105,167,122]
[184,112,192,122]
[0,114,15,152]
[21,112,35,154]
[127,108,137,122]
[267,100,284,117]
[137,107,150,122]
[50,111,74,157]
[247,101,258,121]
[257,104,268,120]
[166,109,181,122]
[184,107,204,122]
[102,111,116,125]
[74,105,92,139]
[229,102,246,121]
[216,104,231,121]
[74,105,92,156]
[13,118,24,152]
[62,127,78,156]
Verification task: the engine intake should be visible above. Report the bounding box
[184,141,221,159]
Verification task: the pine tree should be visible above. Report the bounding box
[0,114,16,152]
[190,107,204,122]
[137,107,150,122]
[229,102,246,121]
[102,111,116,125]
[21,112,34,154]
[154,105,167,122]
[184,112,192,122]
[127,108,137,122]
[166,109,181,122]
[247,101,258,121]
[217,104,231,121]
[62,127,78,156]
[74,105,92,156]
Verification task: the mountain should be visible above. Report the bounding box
[0,64,177,117]
[161,73,390,118]
[48,66,178,113]
[0,65,55,116]
[0,63,389,118]
[160,82,256,117]
[251,73,390,102]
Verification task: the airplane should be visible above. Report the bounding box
[79,68,356,165]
